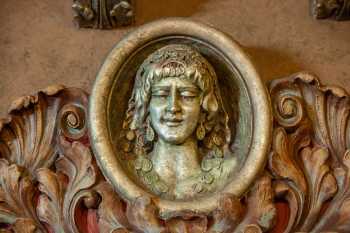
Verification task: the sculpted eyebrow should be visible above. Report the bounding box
[178,87,200,92]
[152,86,170,94]
[152,86,170,91]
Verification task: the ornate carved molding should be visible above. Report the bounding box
[1,72,349,232]
[72,0,134,29]
[269,72,350,232]
[310,0,350,20]
[1,19,350,232]
[89,19,272,218]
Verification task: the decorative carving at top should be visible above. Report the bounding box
[310,0,350,20]
[72,0,134,29]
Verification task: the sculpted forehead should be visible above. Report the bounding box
[152,77,200,89]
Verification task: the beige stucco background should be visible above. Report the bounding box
[0,0,349,117]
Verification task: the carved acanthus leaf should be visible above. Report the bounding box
[332,150,350,230]
[311,149,350,232]
[268,126,309,232]
[167,217,208,233]
[95,182,130,233]
[234,175,276,233]
[208,194,244,233]
[126,196,167,233]
[36,138,98,233]
[0,86,90,232]
[0,159,43,233]
[12,218,38,233]
[1,71,350,232]
[0,85,64,175]
[269,72,350,232]
[0,85,89,176]
[299,146,337,231]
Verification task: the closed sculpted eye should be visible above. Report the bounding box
[152,89,169,98]
[180,91,198,100]
[151,86,200,101]
[179,88,200,101]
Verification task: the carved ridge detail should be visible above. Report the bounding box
[310,0,350,20]
[269,72,350,232]
[72,0,134,29]
[0,72,350,232]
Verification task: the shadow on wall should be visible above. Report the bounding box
[135,0,208,24]
[245,47,306,83]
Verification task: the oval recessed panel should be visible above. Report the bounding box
[89,18,272,219]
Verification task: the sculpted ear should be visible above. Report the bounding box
[202,92,218,114]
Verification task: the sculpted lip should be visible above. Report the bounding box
[162,117,183,126]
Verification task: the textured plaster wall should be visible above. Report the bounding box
[0,0,349,117]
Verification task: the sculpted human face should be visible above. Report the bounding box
[149,77,201,144]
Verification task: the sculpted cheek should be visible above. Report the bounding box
[184,103,201,120]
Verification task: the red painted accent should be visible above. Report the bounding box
[75,205,99,233]
[271,201,290,233]
[87,209,100,233]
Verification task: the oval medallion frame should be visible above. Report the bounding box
[89,18,272,218]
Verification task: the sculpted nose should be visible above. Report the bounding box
[167,91,181,113]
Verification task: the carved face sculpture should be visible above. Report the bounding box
[149,77,201,144]
[90,19,271,212]
[123,44,231,198]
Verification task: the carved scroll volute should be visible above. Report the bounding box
[0,43,275,233]
[1,73,350,232]
[269,72,350,232]
[0,86,89,172]
[0,86,95,233]
[1,18,350,232]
